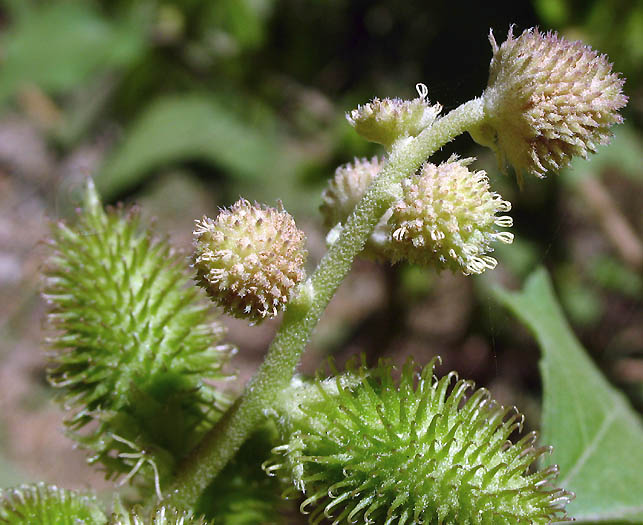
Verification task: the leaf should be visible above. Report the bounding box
[96,94,284,199]
[0,3,144,105]
[493,268,643,523]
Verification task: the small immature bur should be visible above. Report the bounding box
[193,199,308,324]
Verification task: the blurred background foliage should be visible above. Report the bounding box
[0,0,641,518]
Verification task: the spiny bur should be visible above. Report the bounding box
[193,199,307,324]
[470,27,627,179]
[265,358,573,525]
[388,156,513,275]
[43,181,232,493]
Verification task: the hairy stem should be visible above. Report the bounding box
[165,97,485,509]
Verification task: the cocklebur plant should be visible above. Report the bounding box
[2,26,628,524]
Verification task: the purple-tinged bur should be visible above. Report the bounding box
[470,27,628,180]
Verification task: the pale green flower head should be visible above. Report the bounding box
[320,157,392,260]
[320,157,382,229]
[194,199,307,323]
[347,84,442,147]
[388,156,513,275]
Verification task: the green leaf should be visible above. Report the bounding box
[0,3,144,105]
[493,268,643,523]
[96,94,283,199]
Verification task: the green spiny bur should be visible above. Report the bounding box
[0,483,107,524]
[43,181,232,492]
[267,358,573,524]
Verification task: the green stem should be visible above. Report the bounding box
[165,97,485,509]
